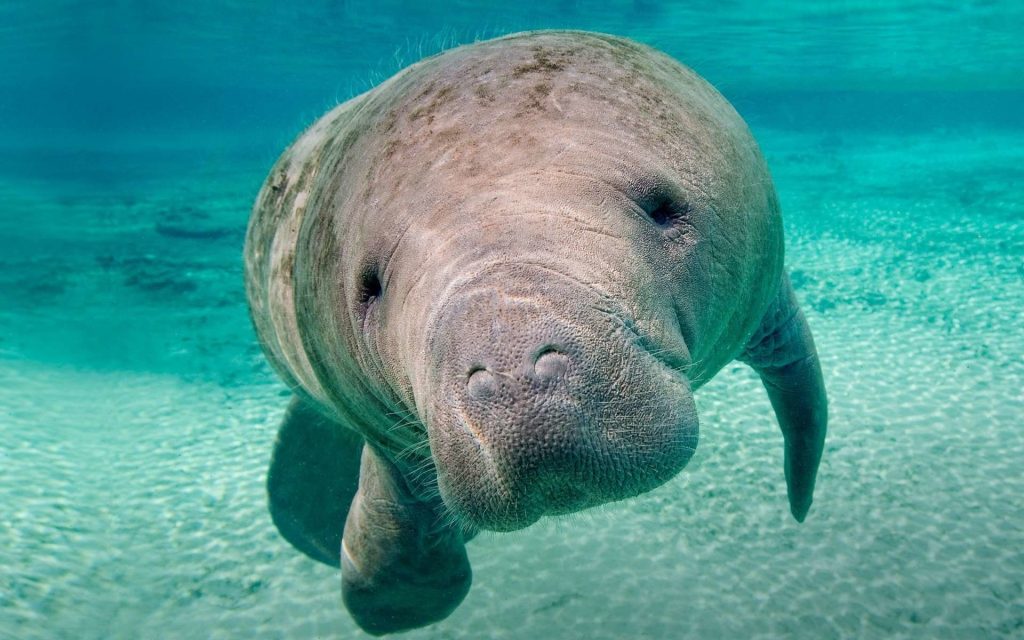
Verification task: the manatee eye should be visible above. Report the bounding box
[358,267,383,318]
[645,196,690,228]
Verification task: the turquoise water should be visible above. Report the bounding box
[2,2,1023,638]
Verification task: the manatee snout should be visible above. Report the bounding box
[425,279,699,532]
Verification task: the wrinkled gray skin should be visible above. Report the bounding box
[245,30,827,635]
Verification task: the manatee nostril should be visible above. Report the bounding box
[466,367,497,400]
[533,347,569,381]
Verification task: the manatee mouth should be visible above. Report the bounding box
[429,325,698,533]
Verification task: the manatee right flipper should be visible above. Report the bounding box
[741,272,828,522]
[341,445,472,636]
[267,395,364,566]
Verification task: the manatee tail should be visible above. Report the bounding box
[267,396,364,566]
[741,272,828,522]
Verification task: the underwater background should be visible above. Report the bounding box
[1,1,1022,638]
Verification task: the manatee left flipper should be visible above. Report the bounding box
[341,445,472,635]
[741,272,828,522]
[267,395,364,566]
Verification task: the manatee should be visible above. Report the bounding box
[244,30,827,634]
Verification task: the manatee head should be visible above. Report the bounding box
[298,32,781,532]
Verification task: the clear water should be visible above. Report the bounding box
[2,2,1023,638]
